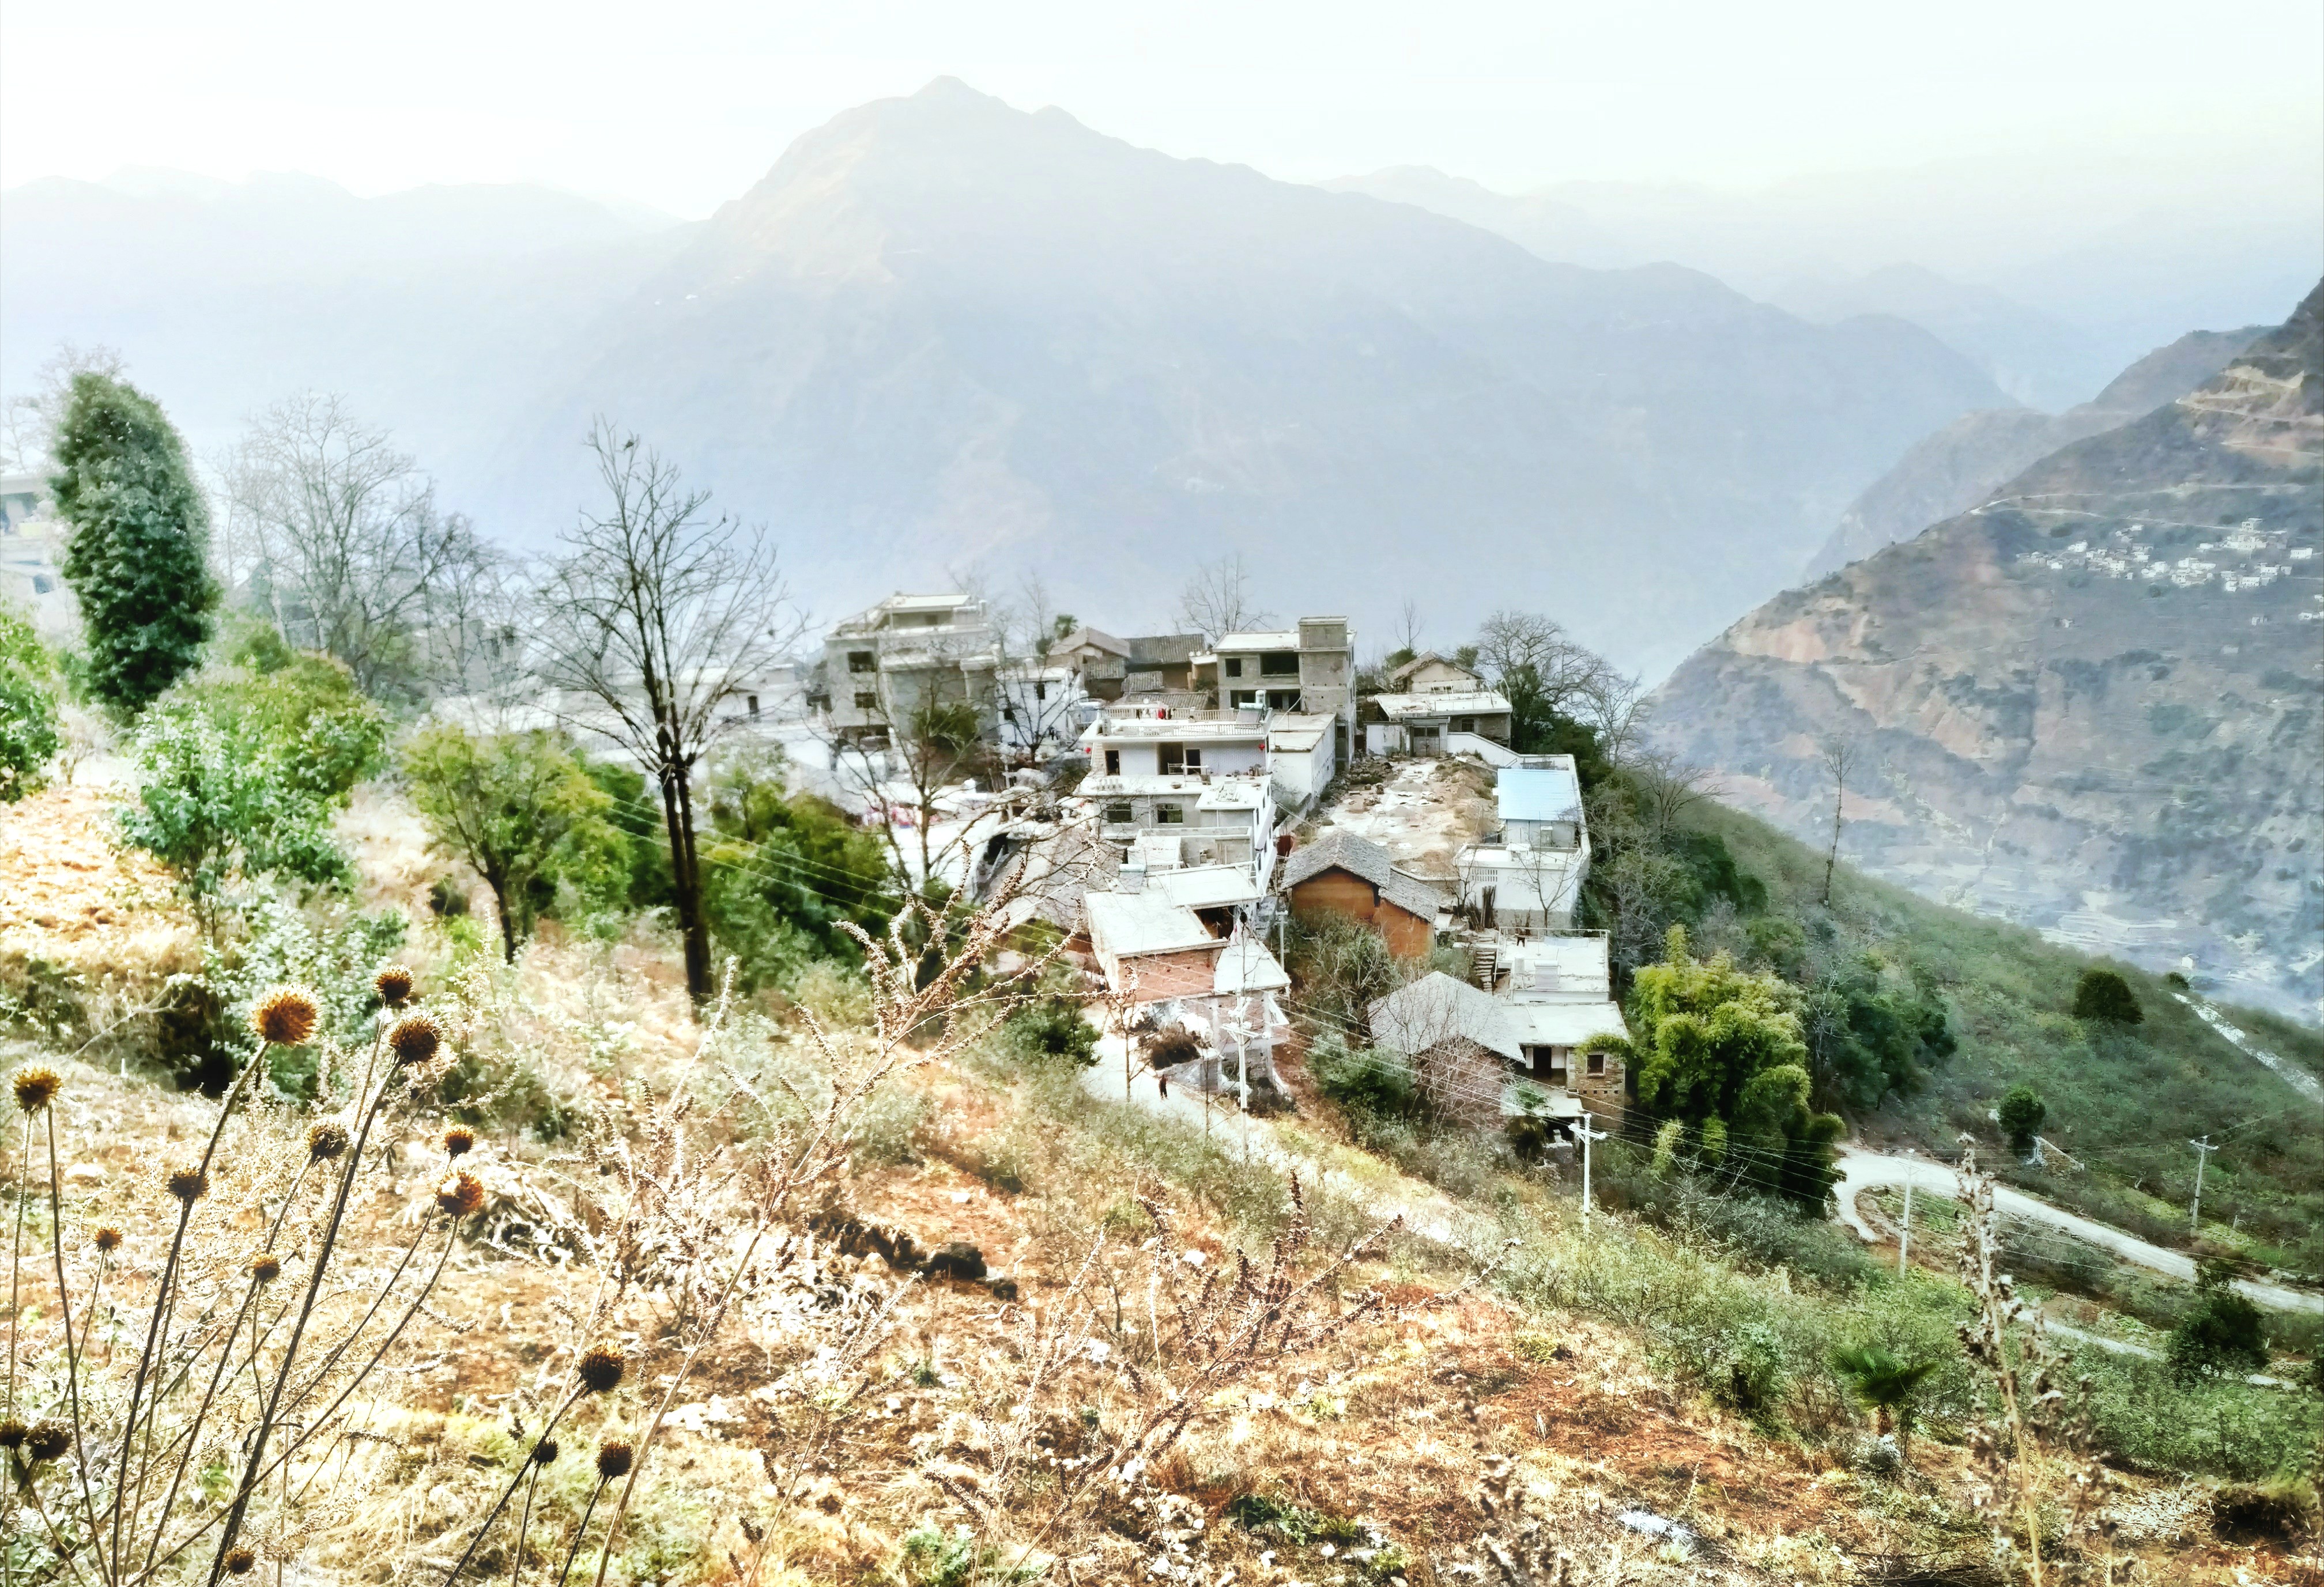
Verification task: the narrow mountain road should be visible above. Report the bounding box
[1833,1146,2324,1315]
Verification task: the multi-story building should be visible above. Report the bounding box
[821,592,1001,745]
[1199,617,1356,770]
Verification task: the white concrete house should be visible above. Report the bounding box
[1455,757,1590,931]
[1364,689,1514,757]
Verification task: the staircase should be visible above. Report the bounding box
[1470,941,1497,991]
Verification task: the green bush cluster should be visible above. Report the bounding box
[0,606,62,801]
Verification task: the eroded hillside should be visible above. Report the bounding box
[1648,282,2324,1018]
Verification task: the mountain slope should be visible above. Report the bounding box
[472,81,2005,674]
[1645,282,2324,1019]
[1803,324,2269,578]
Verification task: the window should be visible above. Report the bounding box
[1034,681,1047,702]
[1229,689,1257,708]
[854,692,879,711]
[1184,747,1202,770]
[1155,804,1184,825]
[847,650,876,673]
[1452,717,1474,734]
[1586,1051,1606,1077]
[747,694,761,717]
[1104,802,1134,823]
[1224,658,1243,678]
[1546,1047,1569,1076]
[1259,652,1299,677]
[1159,743,1187,774]
[1104,749,1120,775]
[1266,689,1301,711]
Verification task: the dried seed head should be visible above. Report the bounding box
[307,1121,350,1161]
[388,1014,441,1066]
[435,1170,484,1218]
[0,1418,25,1450]
[251,987,320,1047]
[249,1254,281,1283]
[442,1126,475,1158]
[24,1420,70,1463]
[530,1437,560,1466]
[223,1547,258,1576]
[595,1440,633,1479]
[373,963,415,1007]
[166,1165,210,1203]
[93,1226,123,1253]
[577,1345,626,1395]
[12,1065,61,1113]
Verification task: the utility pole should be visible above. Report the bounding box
[1898,1173,1914,1275]
[1578,1111,1610,1235]
[2189,1136,2217,1236]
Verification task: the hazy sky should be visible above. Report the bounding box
[6,0,2318,216]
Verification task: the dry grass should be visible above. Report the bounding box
[4,784,2315,1587]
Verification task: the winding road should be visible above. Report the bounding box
[1833,1146,2324,1316]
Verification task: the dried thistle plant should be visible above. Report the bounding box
[1,973,497,1587]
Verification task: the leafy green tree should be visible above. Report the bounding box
[701,746,896,974]
[1997,1085,2046,1153]
[2072,967,2143,1025]
[1803,958,1954,1110]
[401,723,629,963]
[1000,997,1100,1068]
[0,606,62,800]
[1831,1345,1941,1463]
[119,707,350,935]
[50,372,217,712]
[2169,1265,2268,1381]
[1590,925,1842,1206]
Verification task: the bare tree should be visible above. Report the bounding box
[1391,598,1424,658]
[828,697,1013,894]
[535,420,801,1001]
[223,392,491,695]
[1820,733,1858,905]
[1474,610,1625,716]
[1176,552,1274,643]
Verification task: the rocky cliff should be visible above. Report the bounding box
[1648,282,2324,1019]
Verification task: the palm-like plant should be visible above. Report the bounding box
[1831,1344,1941,1464]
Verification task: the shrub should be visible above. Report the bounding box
[0,606,62,800]
[120,705,352,934]
[999,997,1099,1068]
[2169,1284,2269,1381]
[1307,1033,1416,1117]
[2213,1475,2319,1541]
[2072,967,2143,1025]
[1997,1084,2046,1151]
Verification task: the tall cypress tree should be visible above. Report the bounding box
[51,372,218,712]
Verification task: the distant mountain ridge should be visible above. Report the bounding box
[1647,281,2324,1021]
[1802,324,2269,579]
[463,80,2008,674]
[44,84,2262,676]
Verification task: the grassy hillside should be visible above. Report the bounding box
[1684,795,2324,1275]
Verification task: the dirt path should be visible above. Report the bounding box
[1833,1146,2324,1315]
[1081,1033,1473,1245]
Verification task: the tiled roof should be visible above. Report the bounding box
[1369,973,1523,1063]
[1279,830,1443,921]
